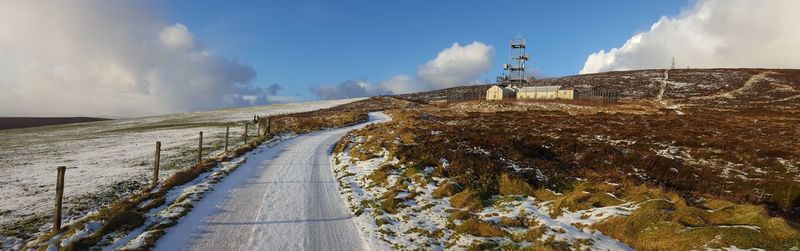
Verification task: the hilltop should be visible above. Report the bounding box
[398,68,800,113]
[0,117,111,130]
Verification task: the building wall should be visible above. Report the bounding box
[517,90,574,100]
[557,89,574,100]
[518,91,557,100]
[486,86,503,100]
[487,86,517,100]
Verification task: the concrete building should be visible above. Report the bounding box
[516,85,574,100]
[486,85,518,100]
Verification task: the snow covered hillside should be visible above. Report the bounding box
[0,98,362,242]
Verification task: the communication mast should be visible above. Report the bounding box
[497,35,530,86]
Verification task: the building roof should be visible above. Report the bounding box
[518,85,562,92]
[489,85,518,92]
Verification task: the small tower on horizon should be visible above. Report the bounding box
[671,56,675,69]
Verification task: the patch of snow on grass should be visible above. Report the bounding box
[333,145,634,250]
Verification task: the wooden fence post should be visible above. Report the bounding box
[787,182,795,212]
[244,123,249,143]
[53,166,66,233]
[266,117,271,136]
[224,126,230,152]
[153,141,161,186]
[198,131,203,164]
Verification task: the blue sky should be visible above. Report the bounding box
[158,0,687,100]
[4,1,796,116]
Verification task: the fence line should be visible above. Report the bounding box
[49,113,277,237]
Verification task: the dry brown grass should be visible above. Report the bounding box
[432,181,463,199]
[449,189,485,211]
[367,164,395,187]
[347,100,800,220]
[454,219,507,237]
[593,190,800,250]
[549,182,624,217]
[498,174,536,197]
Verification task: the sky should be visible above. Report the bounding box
[159,0,686,98]
[1,0,799,117]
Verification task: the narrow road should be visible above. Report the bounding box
[155,112,390,251]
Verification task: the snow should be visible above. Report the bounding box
[60,221,102,247]
[100,143,280,250]
[333,142,634,250]
[151,112,390,250]
[714,245,766,251]
[0,98,361,248]
[482,199,634,250]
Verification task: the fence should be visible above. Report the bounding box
[49,113,278,234]
[575,89,619,103]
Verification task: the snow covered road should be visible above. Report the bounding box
[154,112,390,251]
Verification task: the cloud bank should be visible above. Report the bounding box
[581,0,800,74]
[0,1,274,117]
[311,41,494,99]
[309,79,391,100]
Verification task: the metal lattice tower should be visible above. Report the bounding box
[497,35,529,86]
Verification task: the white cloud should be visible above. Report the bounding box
[0,1,274,117]
[159,24,195,50]
[378,75,428,95]
[581,0,800,74]
[418,42,495,88]
[309,79,391,100]
[311,41,495,99]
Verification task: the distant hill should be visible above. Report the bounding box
[0,117,111,130]
[397,68,800,112]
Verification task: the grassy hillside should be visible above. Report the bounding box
[333,69,800,250]
[399,68,800,113]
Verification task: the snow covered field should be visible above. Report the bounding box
[0,99,361,234]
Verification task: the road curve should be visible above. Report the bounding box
[154,112,391,251]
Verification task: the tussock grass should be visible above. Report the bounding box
[162,161,218,188]
[380,181,408,214]
[432,181,463,199]
[498,174,535,197]
[549,182,624,217]
[455,218,507,237]
[511,225,549,243]
[447,209,475,222]
[449,189,486,211]
[367,164,395,186]
[497,216,527,228]
[594,192,800,250]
